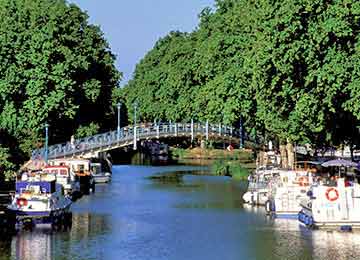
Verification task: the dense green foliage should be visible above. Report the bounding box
[0,145,15,180]
[3,0,360,176]
[75,122,100,138]
[120,0,360,153]
[211,159,250,180]
[0,0,120,174]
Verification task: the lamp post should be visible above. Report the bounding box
[133,101,138,150]
[239,115,244,149]
[117,103,121,140]
[44,122,49,164]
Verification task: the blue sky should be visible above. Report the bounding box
[69,0,215,85]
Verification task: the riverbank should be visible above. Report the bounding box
[170,147,254,161]
[170,147,255,180]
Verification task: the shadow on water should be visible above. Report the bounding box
[147,170,246,210]
[7,213,111,260]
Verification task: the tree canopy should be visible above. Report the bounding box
[0,0,121,174]
[120,0,360,154]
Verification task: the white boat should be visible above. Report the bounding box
[265,169,312,217]
[242,166,279,205]
[90,163,111,183]
[8,174,72,227]
[49,158,95,194]
[299,176,360,229]
[42,165,80,196]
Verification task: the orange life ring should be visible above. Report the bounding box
[325,188,339,201]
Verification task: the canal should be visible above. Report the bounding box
[2,165,360,259]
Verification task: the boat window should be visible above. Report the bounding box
[51,170,58,174]
[28,185,41,194]
[324,176,338,187]
[78,164,85,173]
[60,169,68,175]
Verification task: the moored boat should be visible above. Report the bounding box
[8,173,72,228]
[265,169,312,217]
[298,159,360,230]
[90,162,111,183]
[49,158,95,194]
[299,176,360,229]
[243,166,279,205]
[43,165,80,196]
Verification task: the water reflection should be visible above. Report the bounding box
[0,238,12,259]
[269,218,313,260]
[10,213,110,260]
[310,230,360,260]
[148,173,244,210]
[12,229,53,260]
[262,216,360,260]
[242,203,267,214]
[5,165,360,260]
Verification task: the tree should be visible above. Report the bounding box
[0,0,121,177]
[0,0,121,159]
[252,0,360,151]
[120,0,360,161]
[121,31,198,122]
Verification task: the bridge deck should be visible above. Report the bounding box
[32,122,258,159]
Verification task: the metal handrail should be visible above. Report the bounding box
[32,122,256,159]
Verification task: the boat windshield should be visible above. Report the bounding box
[91,164,101,175]
[23,185,42,194]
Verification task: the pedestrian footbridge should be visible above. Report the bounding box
[32,122,255,160]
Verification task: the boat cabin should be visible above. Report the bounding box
[90,163,102,176]
[49,158,91,177]
[43,166,71,178]
[16,180,57,194]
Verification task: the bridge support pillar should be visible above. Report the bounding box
[133,126,137,150]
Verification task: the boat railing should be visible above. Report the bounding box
[248,181,268,190]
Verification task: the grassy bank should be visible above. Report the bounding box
[170,147,254,180]
[170,147,254,161]
[211,160,250,180]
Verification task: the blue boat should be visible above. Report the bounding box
[8,174,72,228]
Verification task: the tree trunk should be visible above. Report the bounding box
[350,144,354,161]
[279,143,287,169]
[257,151,265,168]
[286,141,295,170]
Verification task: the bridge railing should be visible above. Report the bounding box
[32,122,253,160]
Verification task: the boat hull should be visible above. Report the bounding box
[93,175,111,183]
[10,205,72,226]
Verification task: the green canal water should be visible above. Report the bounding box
[1,165,360,259]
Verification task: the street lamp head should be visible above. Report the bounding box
[133,100,138,108]
[117,102,121,109]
